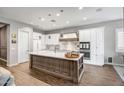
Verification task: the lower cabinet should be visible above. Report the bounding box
[91,54,104,66]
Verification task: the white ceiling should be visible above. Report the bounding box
[0,7,123,31]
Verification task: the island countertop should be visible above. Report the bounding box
[29,50,84,61]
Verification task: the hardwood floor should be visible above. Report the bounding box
[0,61,124,86]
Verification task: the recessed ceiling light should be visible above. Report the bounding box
[39,17,45,21]
[41,18,45,21]
[66,21,70,24]
[83,17,87,21]
[56,13,60,16]
[78,7,83,10]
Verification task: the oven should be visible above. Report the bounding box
[80,42,90,60]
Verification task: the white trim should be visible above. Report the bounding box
[0,58,7,62]
[7,63,19,67]
[105,63,124,66]
[18,28,30,64]
[83,63,104,67]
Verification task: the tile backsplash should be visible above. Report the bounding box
[46,41,79,51]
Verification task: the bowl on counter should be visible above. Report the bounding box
[65,51,80,58]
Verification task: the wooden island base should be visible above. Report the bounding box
[30,54,84,83]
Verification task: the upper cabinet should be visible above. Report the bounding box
[79,29,91,42]
[45,34,60,45]
[115,28,124,53]
[33,32,45,51]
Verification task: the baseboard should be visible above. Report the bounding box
[0,58,7,62]
[7,63,19,67]
[105,63,124,66]
[83,63,104,67]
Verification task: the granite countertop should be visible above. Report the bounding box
[29,50,84,61]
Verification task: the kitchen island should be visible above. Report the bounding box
[29,51,84,83]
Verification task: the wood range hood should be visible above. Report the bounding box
[59,32,79,41]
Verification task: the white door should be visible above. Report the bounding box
[96,28,104,66]
[91,29,97,65]
[19,31,29,63]
[91,28,104,66]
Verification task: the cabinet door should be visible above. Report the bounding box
[90,28,104,66]
[96,55,104,66]
[79,30,91,42]
[45,34,52,45]
[96,28,104,56]
[41,34,46,49]
[45,34,60,45]
[33,39,38,51]
[91,29,97,55]
[33,32,45,51]
[53,34,60,44]
[45,35,48,45]
[91,54,96,65]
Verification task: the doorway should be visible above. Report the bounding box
[18,29,29,63]
[0,22,8,66]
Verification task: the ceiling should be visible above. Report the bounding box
[0,7,123,31]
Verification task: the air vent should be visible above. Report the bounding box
[108,57,112,63]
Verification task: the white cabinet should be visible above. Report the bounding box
[79,29,91,42]
[90,28,104,66]
[79,27,104,66]
[33,32,45,51]
[115,28,124,53]
[45,34,51,45]
[45,34,60,45]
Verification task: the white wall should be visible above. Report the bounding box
[0,17,33,66]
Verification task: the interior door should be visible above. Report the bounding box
[90,28,104,66]
[96,28,104,56]
[19,31,29,63]
[90,29,97,64]
[96,28,104,65]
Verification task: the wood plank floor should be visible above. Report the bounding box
[0,61,124,86]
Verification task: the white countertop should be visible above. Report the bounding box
[29,50,84,61]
